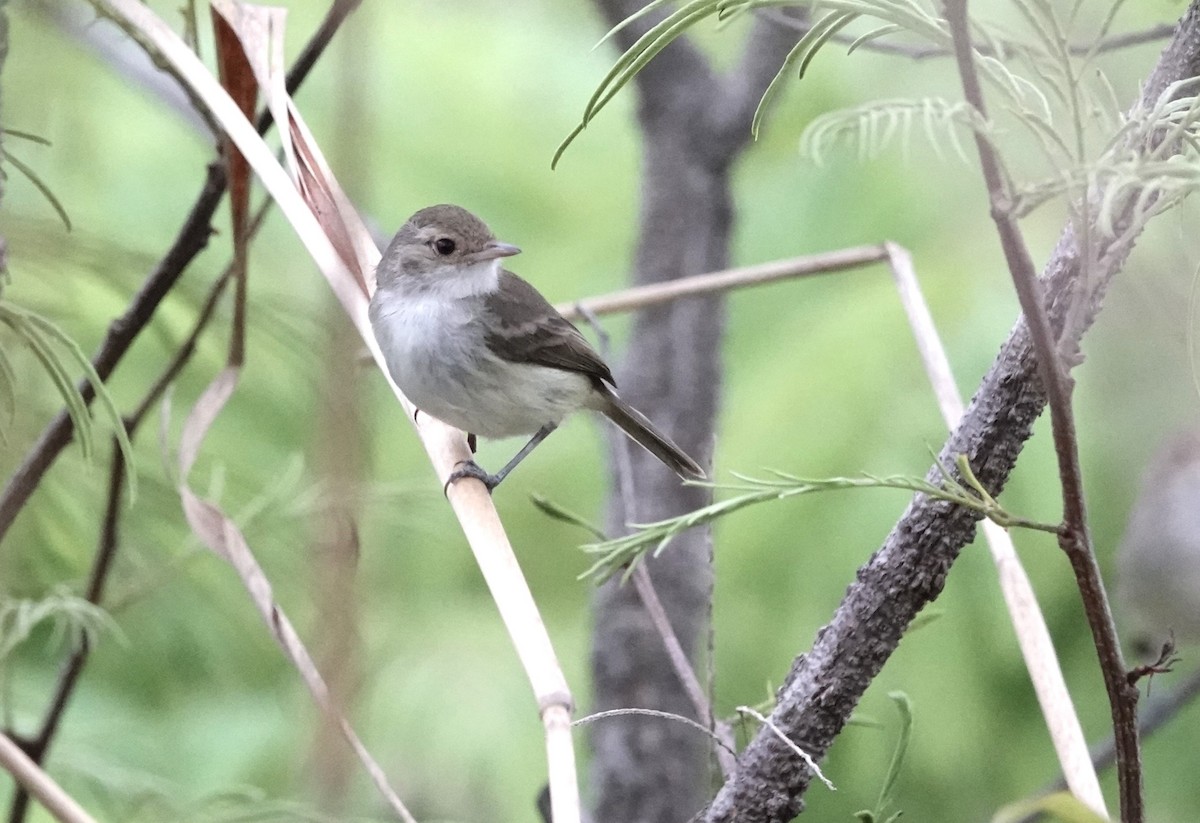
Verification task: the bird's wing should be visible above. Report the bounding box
[483,271,616,386]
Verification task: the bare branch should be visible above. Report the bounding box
[709,10,807,150]
[0,0,355,546]
[885,241,1105,814]
[5,230,245,823]
[583,3,814,817]
[944,2,1140,819]
[701,3,1200,820]
[755,9,1174,61]
[0,733,97,823]
[558,246,888,319]
[576,309,737,780]
[1022,665,1200,823]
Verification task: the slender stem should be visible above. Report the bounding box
[630,564,737,777]
[4,455,124,821]
[558,246,887,320]
[942,3,1142,821]
[1024,665,1200,823]
[0,733,97,823]
[758,10,1174,61]
[0,162,224,543]
[5,258,239,823]
[0,0,356,545]
[579,305,737,779]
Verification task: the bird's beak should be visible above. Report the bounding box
[472,241,521,262]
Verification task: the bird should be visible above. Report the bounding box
[368,204,706,493]
[1116,428,1200,658]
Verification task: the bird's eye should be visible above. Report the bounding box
[433,237,456,256]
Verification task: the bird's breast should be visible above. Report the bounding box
[368,288,591,438]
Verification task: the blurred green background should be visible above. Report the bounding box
[2,0,1199,821]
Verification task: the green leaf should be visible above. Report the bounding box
[530,493,607,541]
[577,464,1057,583]
[846,23,903,55]
[1,128,52,146]
[0,302,137,500]
[554,0,720,166]
[2,148,73,231]
[875,692,913,809]
[0,303,96,460]
[0,343,16,438]
[801,98,976,166]
[593,0,674,48]
[0,587,123,661]
[752,11,858,141]
[22,311,138,501]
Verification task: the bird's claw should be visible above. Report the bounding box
[444,460,500,496]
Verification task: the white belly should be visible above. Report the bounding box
[369,290,592,438]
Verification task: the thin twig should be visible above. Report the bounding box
[557,246,887,320]
[5,249,242,823]
[1018,665,1200,823]
[631,565,737,776]
[943,2,1141,821]
[758,9,1173,61]
[575,708,738,758]
[0,0,355,546]
[577,308,738,779]
[0,733,97,823]
[705,5,1200,819]
[883,243,1105,815]
[0,162,223,543]
[5,456,122,823]
[735,706,834,792]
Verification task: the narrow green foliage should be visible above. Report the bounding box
[530,493,608,541]
[801,98,976,165]
[877,693,913,815]
[0,302,137,499]
[559,0,1194,264]
[553,0,720,167]
[846,24,903,55]
[855,692,913,823]
[1,128,52,146]
[579,459,1058,583]
[752,11,858,140]
[977,54,1054,123]
[2,129,70,234]
[0,343,15,438]
[1,302,95,460]
[1,147,72,230]
[556,0,960,164]
[0,587,122,661]
[594,0,674,48]
[1082,0,1131,65]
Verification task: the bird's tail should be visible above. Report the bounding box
[594,386,706,481]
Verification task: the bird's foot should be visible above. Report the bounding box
[443,460,501,496]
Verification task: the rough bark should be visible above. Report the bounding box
[701,5,1200,821]
[585,5,802,822]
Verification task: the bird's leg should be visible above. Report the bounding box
[444,423,558,495]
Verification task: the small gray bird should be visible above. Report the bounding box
[369,204,705,492]
[1116,428,1200,657]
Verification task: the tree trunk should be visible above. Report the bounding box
[585,6,802,821]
